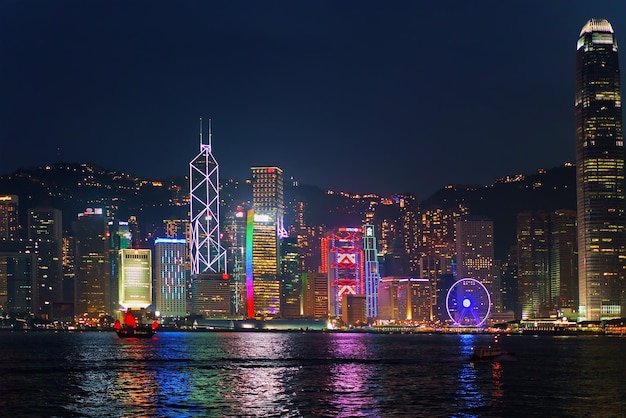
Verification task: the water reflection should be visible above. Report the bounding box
[214,333,295,416]
[455,334,484,415]
[3,332,625,417]
[492,361,503,398]
[326,334,378,417]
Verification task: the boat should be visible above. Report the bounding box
[114,310,158,338]
[469,336,515,360]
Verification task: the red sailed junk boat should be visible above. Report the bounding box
[114,310,158,338]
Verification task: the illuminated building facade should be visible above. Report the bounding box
[378,277,432,322]
[575,19,626,321]
[342,294,366,326]
[189,119,227,276]
[455,216,494,310]
[223,208,247,317]
[0,195,19,239]
[280,237,301,318]
[420,255,454,321]
[251,166,288,239]
[119,248,152,310]
[363,224,380,318]
[302,272,329,318]
[0,252,34,314]
[27,207,63,319]
[162,218,191,312]
[73,208,110,318]
[419,205,466,319]
[163,218,190,240]
[154,238,187,318]
[108,219,131,314]
[246,167,286,318]
[325,227,363,317]
[192,273,231,317]
[550,210,578,313]
[516,212,550,319]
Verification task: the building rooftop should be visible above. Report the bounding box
[580,18,614,36]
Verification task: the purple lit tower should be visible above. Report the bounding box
[189,119,227,276]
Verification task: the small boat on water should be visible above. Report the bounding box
[470,345,515,360]
[114,310,158,339]
[470,336,515,361]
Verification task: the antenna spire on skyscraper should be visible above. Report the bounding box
[199,117,203,147]
[209,118,212,149]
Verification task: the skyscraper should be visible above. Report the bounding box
[73,208,110,320]
[118,248,152,310]
[189,119,227,276]
[0,195,19,240]
[247,167,286,317]
[516,212,550,319]
[455,216,495,314]
[576,19,626,321]
[28,207,63,319]
[154,238,187,318]
[325,227,363,317]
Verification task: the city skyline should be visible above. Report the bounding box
[3,2,626,199]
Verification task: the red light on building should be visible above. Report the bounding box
[222,273,229,280]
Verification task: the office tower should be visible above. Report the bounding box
[192,273,231,317]
[377,277,432,322]
[280,236,301,318]
[419,205,467,259]
[516,212,550,319]
[73,208,110,320]
[190,119,227,276]
[162,218,192,312]
[247,167,286,318]
[108,219,131,313]
[377,278,398,320]
[302,272,329,318]
[342,294,366,326]
[576,19,626,321]
[252,166,288,239]
[163,218,190,239]
[118,248,152,310]
[396,194,420,274]
[189,120,227,318]
[550,210,578,315]
[223,208,247,317]
[325,227,364,317]
[128,216,142,249]
[154,238,187,318]
[421,255,455,320]
[500,247,519,315]
[27,207,63,319]
[491,259,504,314]
[61,235,75,305]
[363,224,380,318]
[455,215,495,306]
[299,225,325,274]
[0,195,19,239]
[0,252,34,314]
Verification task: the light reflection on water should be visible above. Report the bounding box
[0,331,625,417]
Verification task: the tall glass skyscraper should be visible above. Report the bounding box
[247,167,286,317]
[576,19,626,321]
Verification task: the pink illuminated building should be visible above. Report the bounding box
[324,227,364,317]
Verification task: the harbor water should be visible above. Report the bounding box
[1,331,625,417]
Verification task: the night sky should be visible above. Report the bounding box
[2,1,626,199]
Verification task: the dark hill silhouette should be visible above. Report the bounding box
[421,164,576,259]
[1,162,576,260]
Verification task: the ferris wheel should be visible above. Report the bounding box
[446,278,492,327]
